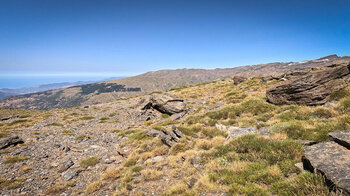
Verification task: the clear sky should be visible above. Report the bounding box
[1,0,350,77]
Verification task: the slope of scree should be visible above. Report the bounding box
[1,63,350,195]
[1,54,349,110]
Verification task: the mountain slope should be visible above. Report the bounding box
[1,55,349,110]
[1,63,349,195]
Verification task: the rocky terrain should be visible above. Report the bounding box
[1,55,350,110]
[1,57,350,195]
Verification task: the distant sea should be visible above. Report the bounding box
[0,75,124,89]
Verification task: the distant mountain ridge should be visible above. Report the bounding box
[1,55,349,110]
[0,81,94,99]
[0,76,126,100]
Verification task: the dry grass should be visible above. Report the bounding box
[79,156,100,167]
[141,169,163,181]
[85,180,105,193]
[4,156,29,164]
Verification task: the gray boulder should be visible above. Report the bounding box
[267,63,350,105]
[142,94,186,115]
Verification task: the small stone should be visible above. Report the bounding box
[59,159,74,172]
[90,145,99,149]
[61,169,78,181]
[104,158,115,164]
[61,146,70,152]
[294,162,304,171]
[146,156,164,164]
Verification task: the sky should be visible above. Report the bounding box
[0,0,350,77]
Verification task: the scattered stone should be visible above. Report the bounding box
[104,158,116,164]
[296,139,317,146]
[61,169,78,181]
[303,141,350,194]
[142,94,186,115]
[61,146,70,152]
[329,130,350,149]
[172,125,185,138]
[266,63,350,105]
[59,159,74,172]
[0,136,24,149]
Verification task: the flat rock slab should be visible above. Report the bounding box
[329,131,350,149]
[303,141,350,195]
[216,124,270,143]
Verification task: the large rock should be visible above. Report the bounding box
[142,94,186,115]
[266,63,350,105]
[303,141,350,195]
[147,125,185,147]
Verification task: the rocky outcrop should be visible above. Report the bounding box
[303,130,350,195]
[146,125,185,147]
[232,76,247,85]
[266,63,350,105]
[142,94,186,115]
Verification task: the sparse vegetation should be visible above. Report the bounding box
[4,156,29,164]
[62,130,75,135]
[74,135,93,140]
[79,156,100,167]
[0,66,347,195]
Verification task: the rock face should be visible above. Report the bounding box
[142,94,186,115]
[303,131,350,195]
[266,63,350,105]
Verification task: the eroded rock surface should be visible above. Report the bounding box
[147,125,185,147]
[303,133,350,195]
[267,63,350,105]
[142,94,186,115]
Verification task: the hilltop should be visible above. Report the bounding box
[0,60,350,195]
[1,55,349,110]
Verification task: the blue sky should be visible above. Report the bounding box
[0,0,349,77]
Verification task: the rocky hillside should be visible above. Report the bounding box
[1,55,349,110]
[1,61,350,195]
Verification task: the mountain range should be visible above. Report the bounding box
[1,54,349,110]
